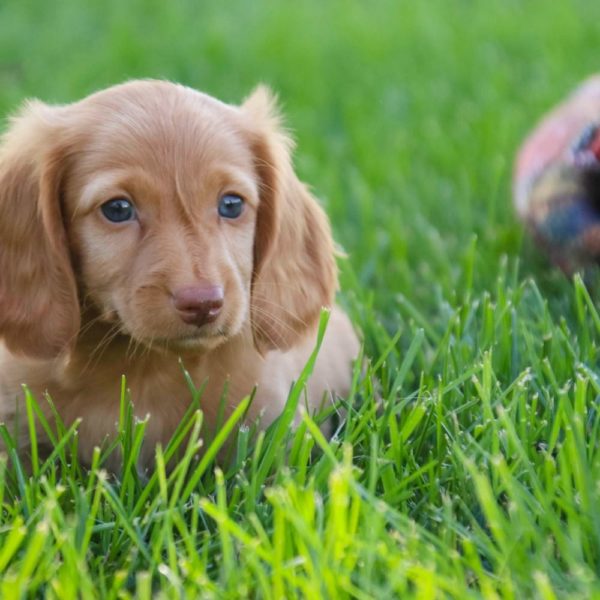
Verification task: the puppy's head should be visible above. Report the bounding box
[0,80,337,358]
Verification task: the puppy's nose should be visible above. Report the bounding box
[172,285,224,327]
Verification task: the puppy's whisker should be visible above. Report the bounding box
[91,321,122,352]
[251,320,282,350]
[126,333,143,361]
[61,305,120,350]
[84,323,121,363]
[251,305,301,337]
[251,305,301,332]
[141,335,156,361]
[252,280,322,293]
[81,322,124,375]
[251,296,310,329]
[251,306,296,338]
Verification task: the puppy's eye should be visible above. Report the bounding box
[218,194,244,219]
[101,198,136,223]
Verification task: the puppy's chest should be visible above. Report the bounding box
[64,352,256,427]
[60,359,207,422]
[2,344,265,466]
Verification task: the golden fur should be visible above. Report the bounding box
[0,80,359,469]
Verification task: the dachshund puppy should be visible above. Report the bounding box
[0,80,359,469]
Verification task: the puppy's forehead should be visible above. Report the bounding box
[77,81,254,173]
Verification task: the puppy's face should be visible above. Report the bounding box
[0,80,337,359]
[64,84,258,350]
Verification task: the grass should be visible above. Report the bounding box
[2,0,600,597]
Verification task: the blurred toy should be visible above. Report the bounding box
[514,75,600,274]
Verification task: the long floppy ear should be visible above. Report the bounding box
[0,100,79,359]
[242,87,337,352]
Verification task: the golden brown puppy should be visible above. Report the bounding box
[0,80,359,469]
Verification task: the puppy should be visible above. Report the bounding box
[0,80,359,469]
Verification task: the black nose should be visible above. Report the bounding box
[172,284,224,327]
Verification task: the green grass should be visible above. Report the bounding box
[2,0,600,597]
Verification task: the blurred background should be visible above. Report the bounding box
[1,0,599,339]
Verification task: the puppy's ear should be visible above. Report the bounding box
[242,86,337,352]
[0,101,79,358]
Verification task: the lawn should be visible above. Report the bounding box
[1,0,600,597]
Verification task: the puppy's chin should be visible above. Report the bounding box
[165,332,229,353]
[125,322,234,355]
[117,330,228,356]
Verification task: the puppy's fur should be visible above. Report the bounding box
[0,80,358,469]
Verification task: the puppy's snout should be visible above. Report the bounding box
[172,285,224,327]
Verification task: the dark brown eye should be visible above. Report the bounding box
[218,194,244,219]
[101,198,136,223]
